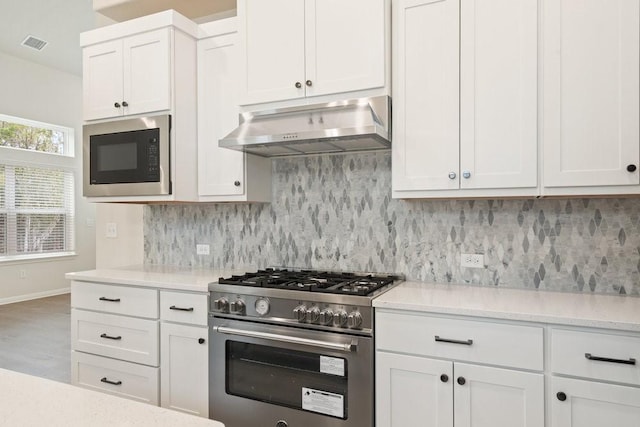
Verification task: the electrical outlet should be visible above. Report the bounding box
[105,222,117,239]
[196,244,210,255]
[461,253,484,268]
[19,270,26,279]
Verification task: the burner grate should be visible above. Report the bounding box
[218,268,397,296]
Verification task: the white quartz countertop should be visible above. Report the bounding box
[0,368,224,427]
[65,265,248,292]
[373,281,640,332]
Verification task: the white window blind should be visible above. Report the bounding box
[0,114,75,260]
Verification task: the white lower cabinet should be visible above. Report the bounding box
[72,351,159,405]
[160,322,209,417]
[549,327,640,427]
[550,377,640,427]
[376,310,544,427]
[71,281,209,417]
[376,352,453,427]
[376,352,543,427]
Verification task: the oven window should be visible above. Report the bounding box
[226,341,348,419]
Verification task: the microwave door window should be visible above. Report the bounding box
[89,128,160,185]
[98,142,137,172]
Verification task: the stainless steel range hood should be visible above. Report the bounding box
[219,96,391,157]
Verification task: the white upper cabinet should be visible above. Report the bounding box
[197,19,271,202]
[83,29,171,121]
[238,0,387,106]
[542,0,640,193]
[459,0,537,190]
[392,0,538,198]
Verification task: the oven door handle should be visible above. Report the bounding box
[214,326,357,353]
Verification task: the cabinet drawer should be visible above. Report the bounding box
[71,309,159,366]
[71,351,159,405]
[71,281,158,319]
[160,291,208,326]
[376,311,543,370]
[551,328,640,386]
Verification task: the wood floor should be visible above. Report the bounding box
[0,294,70,383]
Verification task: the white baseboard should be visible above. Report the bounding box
[0,287,70,305]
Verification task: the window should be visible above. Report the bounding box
[0,114,75,260]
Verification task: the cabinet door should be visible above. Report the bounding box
[83,40,124,120]
[123,29,171,116]
[376,352,454,427]
[392,0,460,192]
[198,33,246,197]
[454,363,544,427]
[543,0,640,187]
[238,0,306,105]
[551,377,640,427]
[160,322,208,417]
[459,0,537,189]
[305,0,385,97]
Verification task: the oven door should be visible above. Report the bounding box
[210,317,373,427]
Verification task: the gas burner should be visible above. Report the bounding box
[218,268,398,296]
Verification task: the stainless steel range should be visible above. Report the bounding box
[208,268,402,427]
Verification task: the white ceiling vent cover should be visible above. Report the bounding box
[21,35,48,51]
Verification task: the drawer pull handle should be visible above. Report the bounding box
[99,297,121,302]
[169,305,194,312]
[100,333,122,340]
[435,336,473,346]
[584,353,636,365]
[556,391,567,401]
[101,377,122,386]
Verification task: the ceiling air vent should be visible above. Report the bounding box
[21,35,48,51]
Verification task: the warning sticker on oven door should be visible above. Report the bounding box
[320,356,345,376]
[302,387,344,418]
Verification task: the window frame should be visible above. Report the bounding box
[0,114,76,263]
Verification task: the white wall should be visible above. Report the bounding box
[0,51,96,303]
[95,203,144,268]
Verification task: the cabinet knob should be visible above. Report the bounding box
[306,80,313,87]
[198,338,205,344]
[114,102,121,108]
[448,172,457,180]
[295,82,302,89]
[462,171,471,179]
[122,101,128,107]
[627,164,637,172]
[234,180,241,187]
[440,374,449,383]
[457,377,466,386]
[556,392,567,402]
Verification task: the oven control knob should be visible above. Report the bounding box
[229,299,246,315]
[334,310,348,327]
[213,297,229,313]
[347,311,363,329]
[293,305,308,322]
[319,309,334,325]
[307,306,321,323]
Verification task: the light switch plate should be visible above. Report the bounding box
[105,222,117,239]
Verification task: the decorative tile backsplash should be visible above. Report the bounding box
[145,152,640,295]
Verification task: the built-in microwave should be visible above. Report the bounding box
[83,114,171,197]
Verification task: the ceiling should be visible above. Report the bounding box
[0,0,98,76]
[0,0,236,77]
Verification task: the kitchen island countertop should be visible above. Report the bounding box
[0,368,224,427]
[374,281,640,332]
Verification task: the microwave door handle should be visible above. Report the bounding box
[214,325,357,353]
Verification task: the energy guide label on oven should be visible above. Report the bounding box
[302,387,344,418]
[320,355,345,376]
